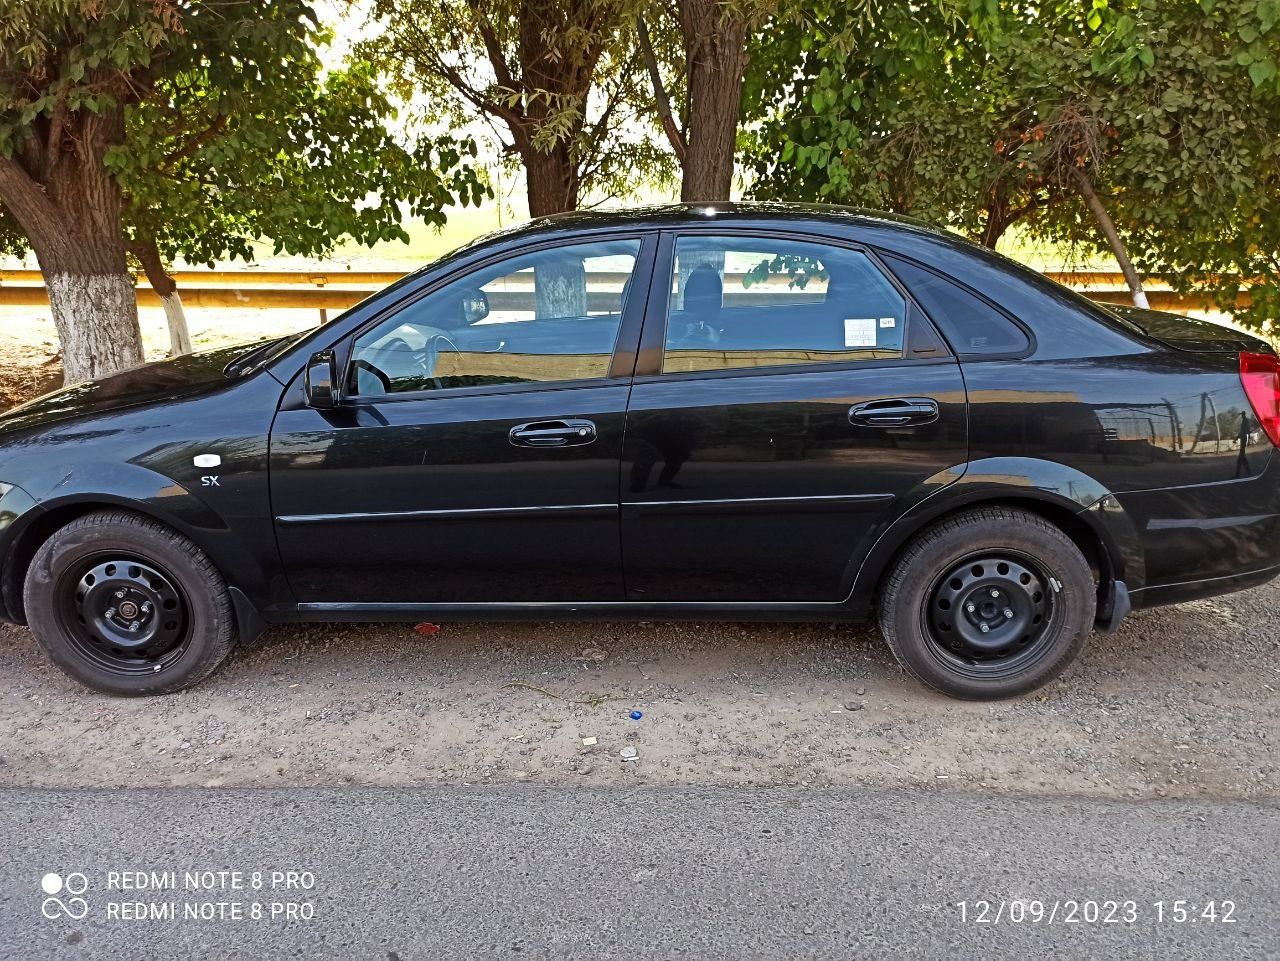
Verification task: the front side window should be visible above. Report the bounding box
[662,235,907,374]
[349,239,641,395]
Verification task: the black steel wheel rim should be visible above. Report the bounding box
[56,554,191,676]
[922,551,1058,679]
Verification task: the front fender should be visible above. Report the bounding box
[847,456,1145,616]
[0,481,36,538]
[1,460,278,623]
[0,482,38,621]
[25,460,232,533]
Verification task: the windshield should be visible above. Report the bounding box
[223,330,314,378]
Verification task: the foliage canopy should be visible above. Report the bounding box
[743,0,1280,326]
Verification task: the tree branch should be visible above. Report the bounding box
[1071,166,1149,309]
[475,11,518,93]
[0,154,68,250]
[637,16,686,162]
[162,113,230,168]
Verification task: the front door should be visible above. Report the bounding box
[621,231,968,602]
[270,235,652,605]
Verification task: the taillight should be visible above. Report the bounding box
[1239,351,1280,447]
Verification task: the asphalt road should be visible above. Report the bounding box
[1,786,1275,960]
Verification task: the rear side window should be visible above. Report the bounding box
[885,256,1029,356]
[662,235,907,374]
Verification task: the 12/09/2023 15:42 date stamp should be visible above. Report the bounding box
[955,899,1239,925]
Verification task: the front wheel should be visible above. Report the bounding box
[24,510,237,696]
[878,507,1096,699]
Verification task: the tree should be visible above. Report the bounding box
[637,0,777,201]
[742,1,995,228]
[119,35,485,356]
[0,1,483,384]
[742,0,1280,315]
[1035,0,1280,325]
[362,0,668,218]
[0,0,169,382]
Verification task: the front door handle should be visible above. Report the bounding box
[509,419,598,448]
[849,398,940,427]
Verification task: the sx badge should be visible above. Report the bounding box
[194,452,221,487]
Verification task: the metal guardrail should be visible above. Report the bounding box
[0,268,1251,313]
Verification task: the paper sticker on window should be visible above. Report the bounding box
[844,318,877,348]
[879,317,896,328]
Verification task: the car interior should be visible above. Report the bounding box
[349,236,910,394]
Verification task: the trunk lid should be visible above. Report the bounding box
[1106,304,1272,353]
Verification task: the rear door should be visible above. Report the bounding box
[270,234,653,605]
[620,231,968,602]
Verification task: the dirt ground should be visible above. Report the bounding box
[1,576,1275,799]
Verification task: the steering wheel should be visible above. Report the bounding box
[418,331,460,390]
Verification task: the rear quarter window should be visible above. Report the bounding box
[886,256,1030,356]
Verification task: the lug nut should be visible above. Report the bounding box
[116,589,127,599]
[990,589,1000,598]
[129,621,141,631]
[1004,608,1014,619]
[105,607,116,619]
[966,603,976,613]
[979,623,990,633]
[141,602,152,614]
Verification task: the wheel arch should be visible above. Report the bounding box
[2,495,268,641]
[847,458,1145,621]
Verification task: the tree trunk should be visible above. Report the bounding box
[0,106,145,384]
[535,259,587,319]
[43,271,145,382]
[979,199,1016,250]
[159,291,192,356]
[133,237,193,356]
[517,149,586,316]
[679,0,750,202]
[1071,168,1150,309]
[523,143,580,218]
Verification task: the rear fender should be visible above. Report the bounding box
[846,456,1145,618]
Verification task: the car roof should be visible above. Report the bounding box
[513,201,941,238]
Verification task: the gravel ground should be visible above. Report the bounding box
[1,579,1276,799]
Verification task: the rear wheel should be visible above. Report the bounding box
[24,511,236,696]
[878,507,1095,699]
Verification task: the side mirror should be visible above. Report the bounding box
[304,349,339,409]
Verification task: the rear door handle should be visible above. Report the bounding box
[509,419,598,448]
[849,398,940,427]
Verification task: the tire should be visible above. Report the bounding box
[878,507,1095,699]
[23,510,237,696]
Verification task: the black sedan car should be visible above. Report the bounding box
[2,204,1278,699]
